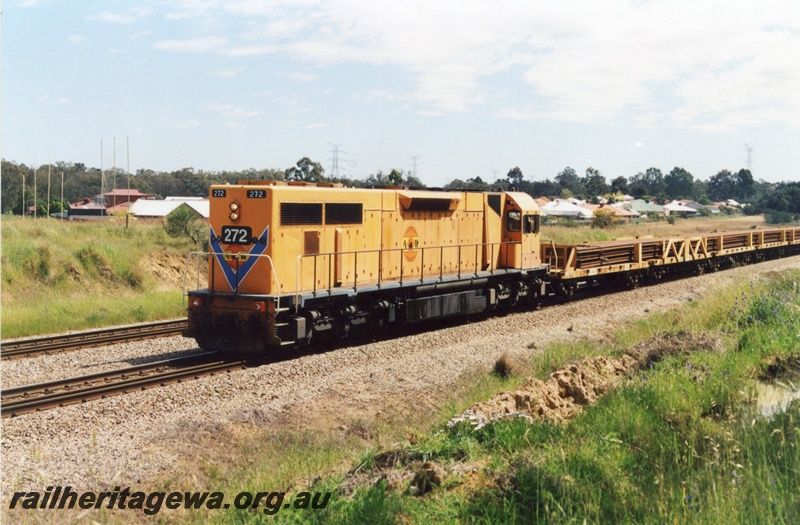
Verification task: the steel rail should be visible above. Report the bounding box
[0,319,188,360]
[1,352,249,418]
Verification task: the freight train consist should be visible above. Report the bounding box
[183,182,800,353]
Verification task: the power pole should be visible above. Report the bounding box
[113,136,117,203]
[409,154,420,180]
[47,148,51,218]
[100,141,105,217]
[745,144,755,173]
[328,142,343,179]
[126,136,131,228]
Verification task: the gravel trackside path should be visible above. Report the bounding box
[2,256,799,498]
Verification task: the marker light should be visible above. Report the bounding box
[230,202,239,211]
[229,212,239,221]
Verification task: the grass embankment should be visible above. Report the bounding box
[170,269,800,524]
[1,217,197,338]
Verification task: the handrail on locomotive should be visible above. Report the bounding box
[183,251,282,308]
[183,238,525,309]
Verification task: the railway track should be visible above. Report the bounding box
[1,352,251,418]
[0,319,188,360]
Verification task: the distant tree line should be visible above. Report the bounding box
[0,157,424,216]
[445,164,799,223]
[1,157,797,223]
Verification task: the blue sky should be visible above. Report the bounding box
[3,0,799,187]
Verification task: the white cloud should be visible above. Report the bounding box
[285,71,317,83]
[67,35,87,44]
[205,102,259,120]
[213,68,244,78]
[151,0,800,130]
[154,36,229,53]
[89,8,149,24]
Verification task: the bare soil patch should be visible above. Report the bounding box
[138,253,193,291]
[457,331,722,426]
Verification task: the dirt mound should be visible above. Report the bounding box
[453,332,723,427]
[456,355,638,425]
[626,331,722,367]
[139,253,192,291]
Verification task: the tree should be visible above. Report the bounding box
[582,167,609,198]
[761,181,800,215]
[664,167,694,199]
[387,169,404,186]
[0,160,28,214]
[165,205,206,247]
[285,157,325,182]
[735,169,755,200]
[530,179,560,198]
[706,168,757,201]
[507,167,524,189]
[643,167,666,196]
[468,176,488,190]
[610,176,629,195]
[628,172,648,198]
[555,167,584,198]
[691,179,708,202]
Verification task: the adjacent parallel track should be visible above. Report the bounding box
[0,352,250,418]
[0,319,188,360]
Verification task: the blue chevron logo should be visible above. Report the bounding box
[209,225,269,291]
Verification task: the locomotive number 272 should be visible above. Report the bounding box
[221,226,252,245]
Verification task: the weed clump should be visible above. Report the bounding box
[493,353,516,378]
[626,331,721,368]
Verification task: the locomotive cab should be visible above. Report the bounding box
[500,192,541,269]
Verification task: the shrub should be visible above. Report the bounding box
[165,206,207,247]
[591,209,617,229]
[764,210,796,224]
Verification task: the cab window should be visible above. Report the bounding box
[507,210,521,232]
[523,214,540,234]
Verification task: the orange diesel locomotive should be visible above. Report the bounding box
[184,182,547,352]
[184,181,800,353]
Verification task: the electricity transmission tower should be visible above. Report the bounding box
[744,144,755,172]
[329,142,344,179]
[409,154,420,179]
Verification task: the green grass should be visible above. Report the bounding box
[1,216,196,337]
[285,271,800,524]
[125,269,799,525]
[1,290,185,338]
[17,262,797,524]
